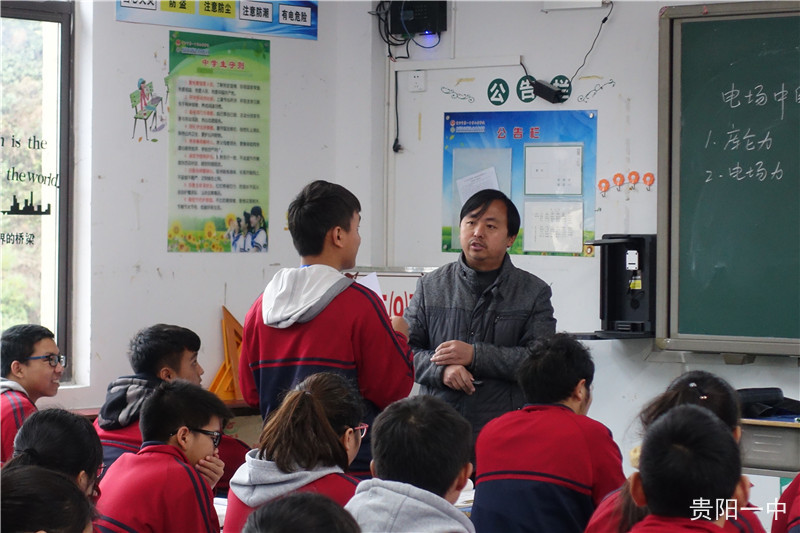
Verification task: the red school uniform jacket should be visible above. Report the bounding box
[95,443,219,533]
[0,382,37,464]
[629,514,731,532]
[585,487,766,533]
[93,410,250,493]
[471,403,626,533]
[239,267,414,475]
[773,474,800,533]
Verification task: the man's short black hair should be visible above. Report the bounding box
[287,180,361,257]
[1,324,55,377]
[371,395,472,498]
[518,333,594,404]
[460,189,520,238]
[639,404,741,518]
[243,493,360,533]
[128,324,201,376]
[139,380,232,443]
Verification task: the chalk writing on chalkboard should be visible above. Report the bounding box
[657,4,800,356]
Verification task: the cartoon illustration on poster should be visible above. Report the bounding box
[442,110,597,257]
[167,31,270,253]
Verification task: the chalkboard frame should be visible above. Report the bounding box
[656,1,800,357]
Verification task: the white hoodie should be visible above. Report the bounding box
[261,265,353,328]
[345,478,476,533]
[228,448,346,507]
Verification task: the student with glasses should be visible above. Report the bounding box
[0,324,65,463]
[225,372,366,533]
[96,380,233,533]
[5,408,103,502]
[93,323,250,495]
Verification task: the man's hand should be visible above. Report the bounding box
[390,315,409,337]
[442,365,476,395]
[196,453,224,490]
[431,340,474,367]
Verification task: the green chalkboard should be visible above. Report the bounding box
[657,3,800,355]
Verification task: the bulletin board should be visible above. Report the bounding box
[387,54,659,333]
[656,2,800,356]
[441,110,597,256]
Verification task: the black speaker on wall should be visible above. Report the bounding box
[389,1,447,36]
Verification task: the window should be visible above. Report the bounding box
[1,1,73,374]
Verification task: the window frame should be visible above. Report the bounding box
[1,1,74,365]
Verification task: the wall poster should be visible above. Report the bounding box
[117,1,317,40]
[167,31,270,253]
[442,110,597,257]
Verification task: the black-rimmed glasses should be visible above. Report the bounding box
[353,423,369,438]
[189,428,222,448]
[28,353,67,368]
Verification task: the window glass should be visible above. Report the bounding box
[1,3,72,378]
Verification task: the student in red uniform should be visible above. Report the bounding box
[772,473,800,533]
[225,372,364,533]
[239,180,413,476]
[95,380,233,533]
[628,404,751,532]
[470,333,625,533]
[93,323,249,493]
[0,324,64,464]
[5,408,103,501]
[585,370,766,533]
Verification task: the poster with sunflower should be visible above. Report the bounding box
[166,31,270,253]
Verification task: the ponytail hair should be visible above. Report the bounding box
[258,372,363,472]
[638,370,740,432]
[615,370,741,533]
[6,408,102,484]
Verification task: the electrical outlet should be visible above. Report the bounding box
[409,71,426,92]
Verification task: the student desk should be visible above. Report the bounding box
[741,418,800,478]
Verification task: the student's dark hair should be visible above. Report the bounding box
[287,180,361,257]
[614,370,741,532]
[242,492,361,533]
[639,370,740,431]
[638,404,741,518]
[371,395,472,498]
[258,372,363,472]
[139,380,232,443]
[1,465,96,533]
[251,205,266,229]
[1,324,55,377]
[460,189,520,237]
[518,333,594,404]
[128,323,201,376]
[6,408,102,486]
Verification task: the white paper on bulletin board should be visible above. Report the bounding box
[523,200,584,253]
[524,144,583,195]
[456,167,500,204]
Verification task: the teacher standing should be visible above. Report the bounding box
[404,189,556,443]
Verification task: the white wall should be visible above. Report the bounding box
[48,4,797,521]
[58,0,388,409]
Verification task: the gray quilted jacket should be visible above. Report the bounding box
[405,253,556,441]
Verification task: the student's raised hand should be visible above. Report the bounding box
[432,340,474,366]
[442,365,476,395]
[196,453,225,490]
